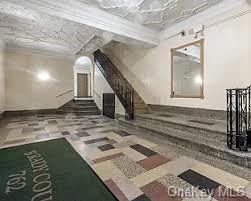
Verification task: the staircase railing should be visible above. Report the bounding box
[94,49,134,120]
[227,85,251,151]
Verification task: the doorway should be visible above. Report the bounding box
[77,73,89,97]
[73,56,94,100]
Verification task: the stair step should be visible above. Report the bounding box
[135,113,227,142]
[134,103,147,109]
[135,108,148,114]
[62,106,98,110]
[57,110,100,115]
[117,118,250,168]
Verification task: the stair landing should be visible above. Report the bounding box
[116,111,251,168]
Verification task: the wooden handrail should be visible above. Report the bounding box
[56,89,73,98]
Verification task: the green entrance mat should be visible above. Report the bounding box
[0,138,117,201]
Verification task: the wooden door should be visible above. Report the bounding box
[77,73,88,97]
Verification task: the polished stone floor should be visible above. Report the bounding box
[0,113,250,201]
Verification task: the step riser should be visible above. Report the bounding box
[62,107,99,111]
[135,108,148,113]
[61,110,99,113]
[57,111,100,115]
[117,119,250,168]
[66,103,96,106]
[135,116,226,142]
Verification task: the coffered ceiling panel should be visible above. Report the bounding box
[80,0,224,31]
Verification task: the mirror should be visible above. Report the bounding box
[171,39,204,98]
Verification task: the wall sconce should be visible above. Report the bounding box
[37,71,50,81]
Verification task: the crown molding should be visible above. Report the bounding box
[160,0,248,40]
[6,0,159,46]
[6,46,76,61]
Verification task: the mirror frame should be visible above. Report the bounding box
[170,39,204,99]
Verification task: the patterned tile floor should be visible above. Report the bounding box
[0,113,250,201]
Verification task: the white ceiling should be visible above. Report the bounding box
[0,12,101,55]
[0,0,246,56]
[80,0,224,31]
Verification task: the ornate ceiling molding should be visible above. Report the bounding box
[79,0,224,31]
[0,0,247,56]
[5,0,159,45]
[160,0,249,40]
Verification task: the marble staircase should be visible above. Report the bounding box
[57,100,100,115]
[116,111,251,168]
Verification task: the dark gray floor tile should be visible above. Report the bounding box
[33,127,45,131]
[84,137,109,144]
[132,194,151,201]
[76,132,89,137]
[114,130,131,137]
[178,169,220,194]
[130,144,158,157]
[98,144,115,151]
[82,125,103,130]
[61,131,70,136]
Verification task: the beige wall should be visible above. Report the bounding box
[0,40,5,114]
[106,7,251,111]
[5,50,75,111]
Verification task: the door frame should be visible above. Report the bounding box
[74,67,92,98]
[77,73,90,97]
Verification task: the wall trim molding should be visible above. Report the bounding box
[6,47,76,61]
[0,112,6,121]
[5,109,58,117]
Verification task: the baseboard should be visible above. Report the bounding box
[148,104,226,121]
[0,111,6,121]
[5,109,57,117]
[115,113,125,120]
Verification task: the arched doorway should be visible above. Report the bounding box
[73,56,93,100]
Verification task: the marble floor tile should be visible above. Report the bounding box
[120,147,147,162]
[114,140,137,149]
[84,137,110,144]
[130,163,173,188]
[141,180,182,201]
[98,144,115,151]
[104,179,129,201]
[213,185,251,201]
[112,155,146,179]
[178,169,221,194]
[137,154,171,170]
[112,175,144,200]
[246,182,251,198]
[114,130,132,137]
[91,160,124,181]
[0,113,250,201]
[76,131,89,137]
[4,139,26,145]
[191,163,250,192]
[130,144,158,158]
[92,152,124,164]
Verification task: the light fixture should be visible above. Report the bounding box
[195,75,202,85]
[37,71,50,81]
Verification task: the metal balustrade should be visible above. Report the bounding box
[94,50,134,120]
[227,85,251,151]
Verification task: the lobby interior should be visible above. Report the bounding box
[0,0,251,200]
